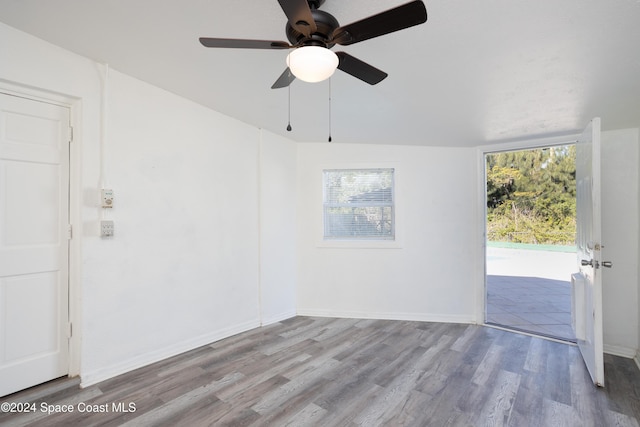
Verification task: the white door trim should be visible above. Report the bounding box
[0,80,82,379]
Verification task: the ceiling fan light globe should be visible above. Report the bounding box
[286,46,338,83]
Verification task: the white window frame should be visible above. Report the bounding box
[318,165,402,249]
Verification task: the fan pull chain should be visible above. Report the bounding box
[286,71,292,132]
[328,78,332,142]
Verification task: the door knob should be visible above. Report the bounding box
[602,261,613,268]
[581,259,600,268]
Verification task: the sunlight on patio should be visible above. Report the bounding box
[486,245,578,341]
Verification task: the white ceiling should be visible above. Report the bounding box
[1,0,639,147]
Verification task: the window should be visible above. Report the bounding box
[323,168,395,240]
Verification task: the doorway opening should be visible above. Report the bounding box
[485,145,577,341]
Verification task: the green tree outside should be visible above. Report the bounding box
[486,146,576,245]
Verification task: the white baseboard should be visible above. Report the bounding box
[603,343,638,359]
[296,308,474,324]
[261,309,297,326]
[80,319,260,388]
[635,351,640,372]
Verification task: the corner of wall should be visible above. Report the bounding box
[637,128,640,363]
[261,310,297,327]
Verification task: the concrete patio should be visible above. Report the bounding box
[486,245,578,341]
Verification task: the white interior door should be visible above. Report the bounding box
[574,117,604,387]
[0,93,70,396]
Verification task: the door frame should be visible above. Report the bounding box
[0,80,82,379]
[475,134,580,326]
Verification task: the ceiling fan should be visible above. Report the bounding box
[199,0,427,89]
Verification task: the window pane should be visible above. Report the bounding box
[323,169,394,240]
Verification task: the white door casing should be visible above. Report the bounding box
[0,93,71,396]
[574,117,604,387]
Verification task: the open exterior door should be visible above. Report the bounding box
[574,117,604,387]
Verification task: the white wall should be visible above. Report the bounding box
[259,131,297,325]
[81,70,266,384]
[600,128,640,357]
[0,22,297,386]
[296,143,479,323]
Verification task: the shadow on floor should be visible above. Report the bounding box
[486,275,575,341]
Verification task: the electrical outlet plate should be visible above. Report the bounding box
[101,220,114,237]
[101,189,114,208]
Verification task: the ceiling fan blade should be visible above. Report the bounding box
[332,0,427,46]
[277,0,317,37]
[199,37,291,49]
[271,68,297,89]
[336,52,388,85]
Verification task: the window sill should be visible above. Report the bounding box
[316,239,403,249]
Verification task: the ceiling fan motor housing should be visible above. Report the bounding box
[286,8,340,48]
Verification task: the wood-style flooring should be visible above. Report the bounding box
[1,317,639,426]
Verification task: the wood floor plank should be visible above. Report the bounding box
[118,372,242,426]
[282,402,327,426]
[311,355,382,412]
[542,398,581,427]
[370,345,427,388]
[316,383,385,427]
[250,358,340,417]
[215,354,308,402]
[509,369,546,427]
[209,375,289,425]
[352,353,426,425]
[497,331,531,374]
[1,316,639,427]
[523,334,547,373]
[471,342,505,386]
[479,369,520,426]
[380,388,434,426]
[544,340,573,406]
